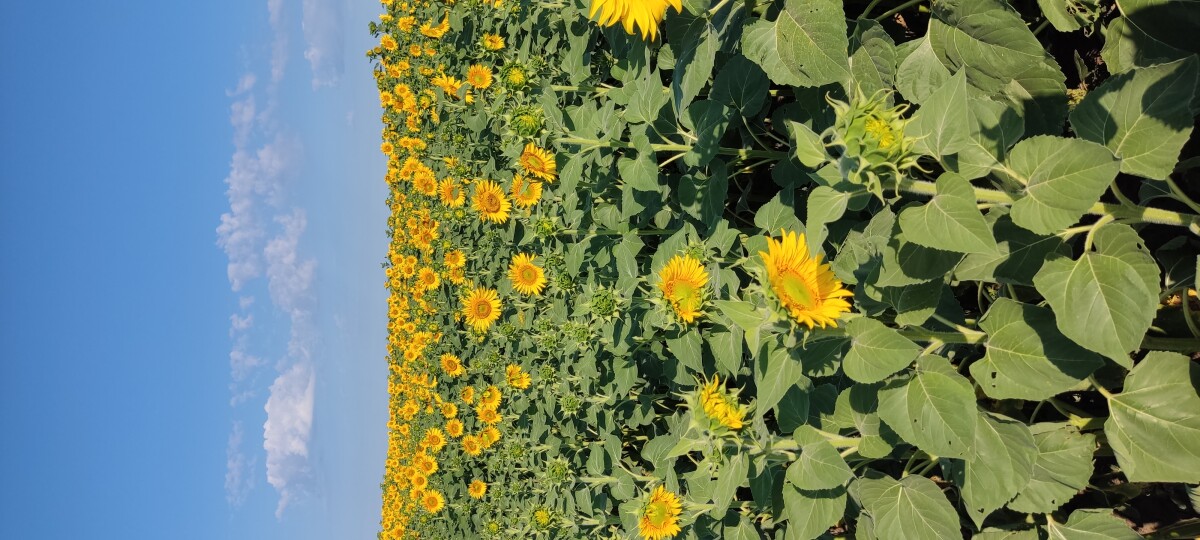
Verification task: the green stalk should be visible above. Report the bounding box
[558,137,788,160]
[874,0,923,20]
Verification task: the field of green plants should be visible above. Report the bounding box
[370,0,1200,538]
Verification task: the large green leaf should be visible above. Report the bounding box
[852,474,960,540]
[682,100,734,167]
[1070,57,1199,180]
[896,36,952,104]
[804,186,850,256]
[944,412,1037,528]
[741,0,850,88]
[1007,136,1121,235]
[1118,0,1200,57]
[898,172,997,254]
[848,19,897,98]
[787,426,854,490]
[872,230,964,287]
[1008,423,1096,514]
[1045,509,1142,540]
[783,483,847,540]
[972,298,1104,401]
[757,344,809,417]
[1033,223,1159,366]
[710,55,769,117]
[878,358,977,459]
[1100,16,1194,74]
[955,209,1070,285]
[947,97,1024,180]
[621,68,669,124]
[667,12,717,112]
[843,317,920,383]
[754,192,804,234]
[1105,351,1200,483]
[908,70,971,158]
[724,517,760,540]
[711,452,750,517]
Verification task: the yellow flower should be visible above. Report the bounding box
[589,0,682,41]
[638,485,683,540]
[422,428,447,453]
[759,230,853,329]
[478,407,502,425]
[420,490,445,513]
[440,402,457,418]
[508,253,546,296]
[439,178,465,208]
[446,418,464,438]
[510,174,542,208]
[440,353,465,377]
[699,376,744,430]
[506,363,532,390]
[519,143,557,182]
[462,286,502,332]
[481,33,504,51]
[466,64,493,90]
[471,180,511,223]
[417,267,440,290]
[468,479,488,499]
[381,34,398,51]
[658,255,708,324]
[462,434,483,456]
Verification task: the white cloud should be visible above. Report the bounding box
[230,346,264,383]
[301,0,345,88]
[265,209,316,316]
[230,313,254,333]
[225,421,256,506]
[268,0,289,83]
[216,134,298,291]
[263,361,316,518]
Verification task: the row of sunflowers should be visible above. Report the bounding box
[372,0,1200,538]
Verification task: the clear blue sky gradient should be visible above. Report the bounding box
[1,1,388,538]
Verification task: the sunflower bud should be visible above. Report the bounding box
[826,89,921,200]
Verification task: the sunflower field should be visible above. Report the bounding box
[368,0,1200,538]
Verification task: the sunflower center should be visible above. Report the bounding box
[671,282,699,310]
[777,271,817,310]
[645,501,670,527]
[474,301,492,318]
[519,266,537,284]
[480,192,500,212]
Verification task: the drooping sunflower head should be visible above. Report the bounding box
[519,143,557,182]
[658,255,709,324]
[471,179,512,223]
[827,88,921,199]
[697,375,746,431]
[508,253,547,296]
[638,485,683,540]
[505,363,532,390]
[462,286,502,332]
[589,0,683,41]
[758,230,853,329]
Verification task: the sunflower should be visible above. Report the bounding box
[589,0,682,40]
[519,143,557,182]
[444,249,466,268]
[508,253,547,296]
[510,174,542,208]
[462,434,483,456]
[481,426,501,447]
[440,353,465,377]
[759,230,853,329]
[699,376,744,431]
[462,287,502,332]
[658,255,708,324]
[481,33,505,51]
[446,418,464,438]
[420,490,445,513]
[478,407,502,425]
[468,479,488,499]
[638,485,683,540]
[466,64,493,89]
[440,402,457,418]
[506,364,532,390]
[417,267,440,291]
[472,180,512,223]
[423,428,447,453]
[438,178,465,207]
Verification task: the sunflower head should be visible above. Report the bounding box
[658,255,709,325]
[510,175,543,208]
[508,253,547,296]
[468,479,488,499]
[472,180,512,223]
[827,88,921,199]
[696,375,746,431]
[589,0,683,40]
[466,64,493,89]
[462,286,502,333]
[420,490,445,513]
[758,230,853,329]
[507,105,545,138]
[519,143,557,182]
[637,485,683,540]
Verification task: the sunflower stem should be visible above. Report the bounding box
[874,0,924,20]
[558,137,788,160]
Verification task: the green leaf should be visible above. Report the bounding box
[741,0,850,88]
[683,100,734,167]
[843,317,920,383]
[1118,0,1200,58]
[757,344,809,416]
[787,426,854,490]
[851,474,960,540]
[972,298,1105,401]
[908,71,971,158]
[1008,423,1096,514]
[787,120,828,168]
[724,517,760,540]
[1007,135,1121,235]
[667,330,704,374]
[1070,57,1200,180]
[872,230,964,287]
[1037,0,1100,32]
[716,299,768,351]
[1105,351,1200,483]
[712,452,750,517]
[783,483,846,539]
[955,209,1070,285]
[618,150,662,193]
[754,192,804,234]
[805,186,850,255]
[878,361,978,458]
[711,55,769,117]
[879,279,943,327]
[622,68,669,124]
[1045,508,1142,540]
[667,12,718,112]
[1100,16,1193,75]
[848,19,897,98]
[899,172,997,254]
[896,36,951,104]
[946,97,1024,180]
[707,325,744,377]
[944,412,1037,528]
[1033,223,1159,366]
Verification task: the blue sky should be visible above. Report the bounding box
[0,1,388,538]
